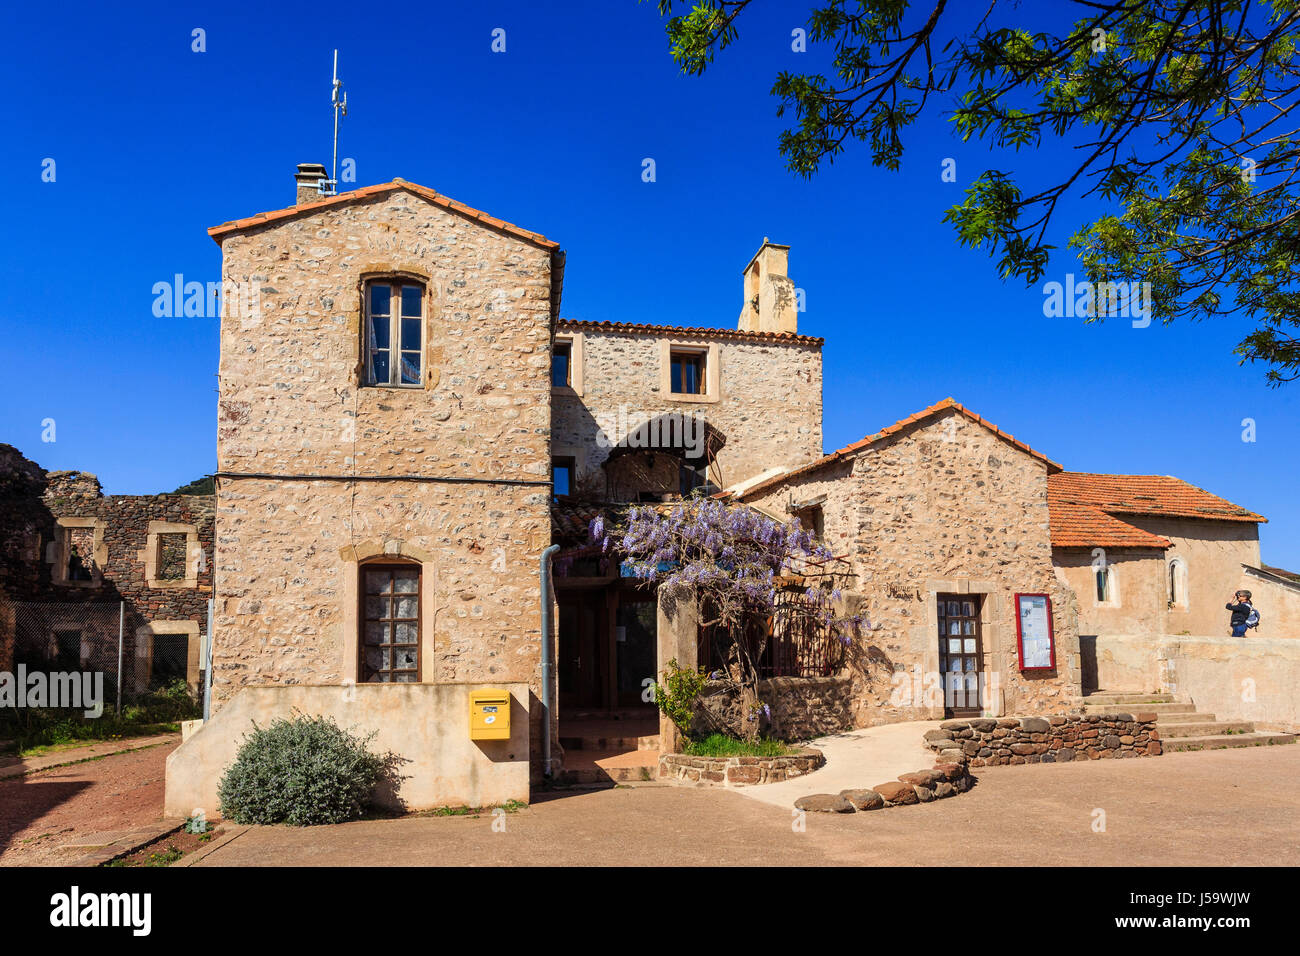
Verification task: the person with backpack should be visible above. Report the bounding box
[1225,590,1260,637]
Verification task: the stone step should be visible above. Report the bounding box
[1161,711,1219,723]
[1083,692,1175,705]
[1158,720,1256,738]
[1083,701,1195,715]
[559,734,661,752]
[551,749,661,787]
[1164,732,1296,752]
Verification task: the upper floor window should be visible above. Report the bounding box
[364,279,424,387]
[1095,565,1113,604]
[670,348,706,395]
[1168,558,1188,608]
[553,340,572,387]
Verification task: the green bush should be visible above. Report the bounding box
[217,713,399,826]
[653,658,708,738]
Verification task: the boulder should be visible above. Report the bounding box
[914,786,935,802]
[1019,717,1051,734]
[970,718,997,732]
[794,793,855,813]
[840,788,886,811]
[934,781,955,798]
[873,781,917,805]
[898,769,945,787]
[940,720,971,731]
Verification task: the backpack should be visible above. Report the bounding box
[1245,605,1261,629]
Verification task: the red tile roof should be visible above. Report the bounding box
[735,398,1061,499]
[208,179,560,250]
[1047,472,1265,549]
[557,318,823,347]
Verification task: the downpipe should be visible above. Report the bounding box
[540,543,560,778]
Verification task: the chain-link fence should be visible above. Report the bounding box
[0,597,207,712]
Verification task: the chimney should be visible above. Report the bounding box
[294,163,330,205]
[738,238,797,334]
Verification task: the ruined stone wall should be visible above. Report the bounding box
[552,328,822,495]
[747,409,1081,726]
[213,189,556,750]
[0,443,214,619]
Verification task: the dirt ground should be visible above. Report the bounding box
[0,740,180,866]
[2,738,1296,867]
[196,744,1300,867]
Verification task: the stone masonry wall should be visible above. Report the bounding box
[552,329,822,494]
[692,675,854,741]
[925,713,1162,768]
[213,188,557,767]
[746,409,1082,726]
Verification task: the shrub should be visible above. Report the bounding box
[680,733,792,757]
[653,658,708,738]
[217,713,398,826]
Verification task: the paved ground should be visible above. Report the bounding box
[735,720,939,808]
[193,744,1300,867]
[0,738,180,866]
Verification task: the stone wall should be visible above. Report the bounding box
[744,408,1082,727]
[0,443,214,623]
[692,675,854,742]
[926,713,1161,768]
[658,746,823,787]
[551,325,823,494]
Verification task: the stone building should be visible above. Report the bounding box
[162,167,1292,811]
[0,443,214,690]
[734,398,1084,725]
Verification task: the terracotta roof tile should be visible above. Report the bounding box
[736,398,1061,499]
[208,179,560,250]
[557,318,823,347]
[1047,472,1265,549]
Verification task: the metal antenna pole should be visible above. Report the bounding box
[329,49,347,196]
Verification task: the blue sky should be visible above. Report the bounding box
[2,0,1296,568]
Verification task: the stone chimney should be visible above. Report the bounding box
[738,239,797,334]
[294,163,330,205]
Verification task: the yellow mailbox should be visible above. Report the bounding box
[469,689,511,741]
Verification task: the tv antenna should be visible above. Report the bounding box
[326,48,348,196]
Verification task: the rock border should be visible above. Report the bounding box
[793,747,973,814]
[658,746,824,787]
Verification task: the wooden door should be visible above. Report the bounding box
[938,594,983,716]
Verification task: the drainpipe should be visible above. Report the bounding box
[540,544,560,777]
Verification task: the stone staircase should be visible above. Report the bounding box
[550,713,662,788]
[1082,691,1296,752]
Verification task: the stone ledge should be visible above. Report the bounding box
[658,746,825,787]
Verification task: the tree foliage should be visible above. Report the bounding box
[653,0,1300,383]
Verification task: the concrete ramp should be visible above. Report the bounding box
[734,721,941,808]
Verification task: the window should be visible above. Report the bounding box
[553,456,575,497]
[364,279,424,386]
[670,348,706,395]
[361,565,421,682]
[793,504,824,541]
[65,527,95,582]
[553,340,572,387]
[1095,566,1111,603]
[1168,558,1188,607]
[157,533,188,581]
[53,630,82,670]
